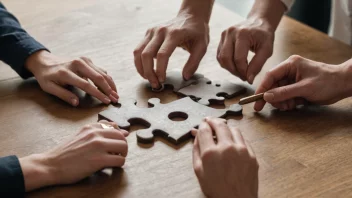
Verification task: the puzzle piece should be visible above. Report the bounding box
[147,70,204,92]
[178,78,247,106]
[98,97,242,144]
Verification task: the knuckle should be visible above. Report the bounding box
[57,69,69,77]
[237,28,249,37]
[201,147,216,161]
[227,26,237,33]
[82,81,92,90]
[133,48,142,56]
[233,57,245,65]
[156,51,169,60]
[72,58,84,66]
[82,124,94,131]
[146,28,154,35]
[83,130,97,140]
[221,144,236,153]
[156,26,167,35]
[169,28,182,37]
[236,145,249,156]
[288,55,302,64]
[141,51,152,59]
[91,138,104,148]
[95,74,106,84]
[80,56,91,62]
[193,164,202,175]
[221,30,226,38]
[219,54,231,62]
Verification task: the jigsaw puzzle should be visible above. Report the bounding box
[98,97,242,144]
[147,70,246,105]
[178,78,247,106]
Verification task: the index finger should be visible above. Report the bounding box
[254,60,296,111]
[197,120,215,154]
[155,37,178,83]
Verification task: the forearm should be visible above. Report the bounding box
[19,154,56,192]
[247,0,286,32]
[340,58,352,98]
[178,0,214,23]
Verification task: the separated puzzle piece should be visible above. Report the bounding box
[98,97,242,145]
[178,78,246,106]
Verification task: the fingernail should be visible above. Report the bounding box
[109,94,118,103]
[71,98,78,106]
[158,76,165,83]
[264,93,274,102]
[248,74,254,84]
[152,82,158,89]
[121,130,129,137]
[104,97,111,104]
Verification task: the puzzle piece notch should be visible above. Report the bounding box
[98,97,242,145]
[178,78,247,106]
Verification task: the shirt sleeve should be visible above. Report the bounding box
[281,0,295,11]
[0,155,25,197]
[0,3,48,79]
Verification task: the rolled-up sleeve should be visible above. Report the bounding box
[281,0,295,11]
[0,3,48,79]
[0,155,25,197]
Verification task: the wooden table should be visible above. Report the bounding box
[1,0,352,197]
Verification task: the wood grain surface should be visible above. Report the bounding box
[1,0,352,197]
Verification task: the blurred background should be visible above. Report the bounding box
[217,0,331,33]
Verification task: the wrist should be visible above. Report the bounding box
[339,60,352,98]
[247,0,285,33]
[25,50,61,76]
[178,0,214,24]
[19,153,57,192]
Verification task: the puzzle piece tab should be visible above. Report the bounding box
[98,97,242,145]
[178,78,247,106]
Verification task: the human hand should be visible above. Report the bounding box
[25,50,119,106]
[217,18,274,84]
[19,120,129,191]
[133,5,211,89]
[192,118,258,198]
[254,55,351,111]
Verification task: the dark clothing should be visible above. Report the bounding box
[0,2,47,78]
[0,2,48,197]
[0,156,25,197]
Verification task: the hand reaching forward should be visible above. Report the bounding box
[192,118,259,198]
[133,10,210,89]
[25,50,119,106]
[254,55,352,111]
[19,120,129,192]
[217,18,274,84]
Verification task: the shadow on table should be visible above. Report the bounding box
[254,103,352,135]
[27,168,126,198]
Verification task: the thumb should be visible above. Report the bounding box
[264,83,303,103]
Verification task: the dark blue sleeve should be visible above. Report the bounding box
[0,3,48,79]
[0,155,25,197]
